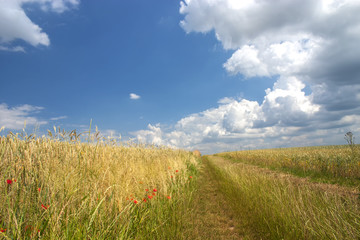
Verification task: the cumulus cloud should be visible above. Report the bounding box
[130,93,141,100]
[134,75,333,153]
[133,0,360,153]
[0,103,47,130]
[0,0,79,50]
[180,0,360,86]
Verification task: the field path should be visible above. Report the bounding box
[187,156,247,240]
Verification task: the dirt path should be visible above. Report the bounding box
[187,156,246,240]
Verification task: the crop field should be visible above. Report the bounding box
[0,130,199,239]
[1,128,360,239]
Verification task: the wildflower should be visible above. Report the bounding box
[139,181,143,184]
[148,195,153,199]
[41,204,49,210]
[133,200,138,204]
[25,225,33,232]
[6,179,12,184]
[167,196,171,199]
[143,198,147,202]
[153,188,157,192]
[171,175,173,178]
[189,176,193,179]
[0,228,6,233]
[38,188,41,192]
[145,189,149,192]
[175,170,179,173]
[152,192,156,196]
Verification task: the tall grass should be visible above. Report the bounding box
[205,156,360,239]
[0,130,199,239]
[219,145,360,186]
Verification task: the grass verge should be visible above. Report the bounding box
[205,155,360,240]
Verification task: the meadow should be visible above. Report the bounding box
[209,144,360,239]
[2,126,360,239]
[218,145,360,187]
[0,128,199,239]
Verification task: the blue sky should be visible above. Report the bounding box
[1,0,360,154]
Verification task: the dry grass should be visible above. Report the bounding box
[0,130,199,239]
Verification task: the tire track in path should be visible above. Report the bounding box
[187,156,246,240]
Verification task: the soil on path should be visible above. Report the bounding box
[187,157,246,240]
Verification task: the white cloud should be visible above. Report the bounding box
[133,75,339,154]
[0,103,47,130]
[50,115,67,121]
[136,0,360,153]
[0,45,26,52]
[180,0,360,86]
[130,93,141,100]
[0,0,79,50]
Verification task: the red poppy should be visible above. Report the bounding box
[152,192,156,196]
[153,188,157,192]
[25,225,33,232]
[38,188,41,192]
[167,196,171,199]
[189,176,193,179]
[145,189,149,192]
[142,198,147,202]
[0,228,6,233]
[175,170,179,173]
[171,175,173,178]
[148,195,153,199]
[6,179,12,184]
[41,204,49,210]
[133,200,138,204]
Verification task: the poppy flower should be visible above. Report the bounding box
[25,225,33,232]
[189,176,193,179]
[38,188,41,192]
[145,189,149,192]
[167,196,171,199]
[133,200,138,204]
[153,188,157,192]
[143,198,147,202]
[41,204,49,210]
[175,170,179,173]
[152,192,156,196]
[6,179,12,184]
[0,228,6,233]
[148,195,153,199]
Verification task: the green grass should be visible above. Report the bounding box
[205,155,360,240]
[218,145,360,187]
